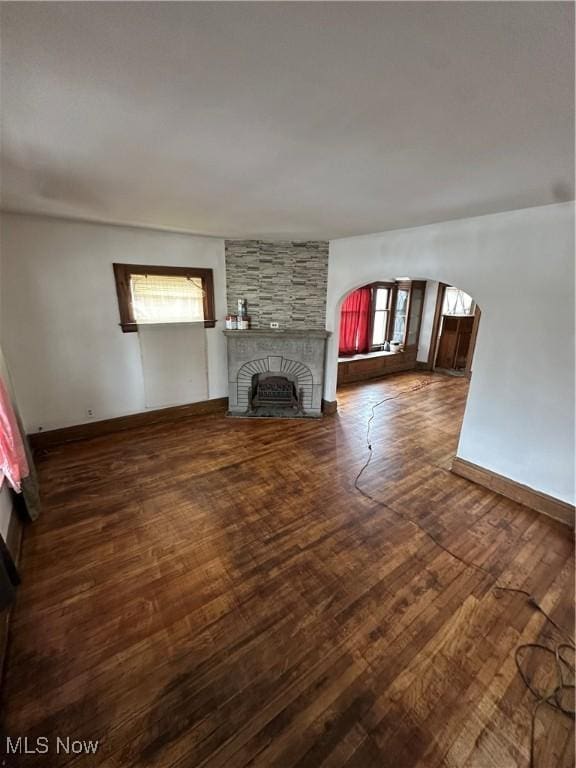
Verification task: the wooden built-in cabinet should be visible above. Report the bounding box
[436,315,475,371]
[425,284,481,375]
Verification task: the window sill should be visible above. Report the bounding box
[119,320,216,332]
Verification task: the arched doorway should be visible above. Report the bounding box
[334,278,480,389]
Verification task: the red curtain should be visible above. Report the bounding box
[339,287,372,355]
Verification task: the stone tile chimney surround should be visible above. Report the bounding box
[224,329,330,418]
[224,240,328,330]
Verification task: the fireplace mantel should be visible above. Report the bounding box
[224,329,330,417]
[223,329,330,339]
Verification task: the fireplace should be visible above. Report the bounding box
[249,373,303,413]
[224,329,330,418]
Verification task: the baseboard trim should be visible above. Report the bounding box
[322,399,338,415]
[29,397,229,451]
[451,457,575,528]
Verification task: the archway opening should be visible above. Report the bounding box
[335,278,480,389]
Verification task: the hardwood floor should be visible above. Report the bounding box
[1,372,573,767]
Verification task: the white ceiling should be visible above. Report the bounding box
[1,2,573,239]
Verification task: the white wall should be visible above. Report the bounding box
[0,213,228,432]
[327,202,575,505]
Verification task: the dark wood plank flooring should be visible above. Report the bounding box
[1,372,573,767]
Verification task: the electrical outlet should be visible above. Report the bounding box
[270,322,279,329]
[86,408,95,418]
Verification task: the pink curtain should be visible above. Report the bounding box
[0,377,29,492]
[339,287,372,355]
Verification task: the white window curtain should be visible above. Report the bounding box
[130,274,205,324]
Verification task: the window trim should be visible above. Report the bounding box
[113,263,216,333]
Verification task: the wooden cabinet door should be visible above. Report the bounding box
[454,316,474,369]
[436,316,475,370]
[436,316,459,369]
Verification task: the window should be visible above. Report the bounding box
[371,285,391,348]
[442,287,474,316]
[113,264,216,332]
[391,288,409,343]
[339,279,427,356]
[406,283,425,346]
